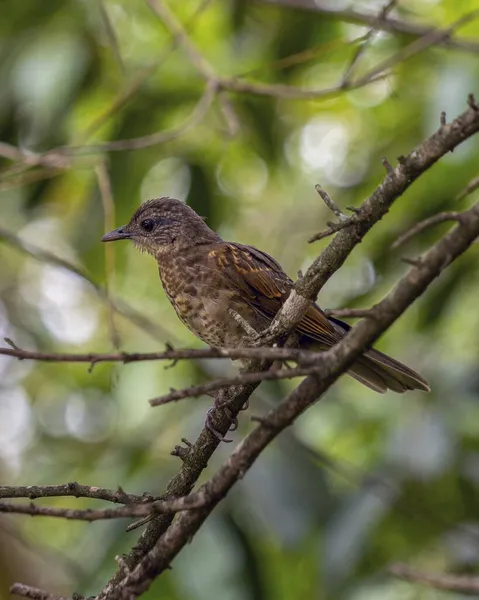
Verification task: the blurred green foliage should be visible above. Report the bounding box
[1,1,479,598]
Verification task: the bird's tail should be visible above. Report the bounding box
[347,346,430,393]
[303,316,430,394]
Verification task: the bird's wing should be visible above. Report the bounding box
[208,242,341,344]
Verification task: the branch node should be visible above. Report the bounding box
[250,414,273,428]
[88,359,98,374]
[228,309,258,339]
[308,218,355,243]
[397,154,407,165]
[4,337,20,351]
[115,554,131,574]
[440,111,447,127]
[393,211,465,248]
[171,438,194,461]
[346,205,361,214]
[468,93,478,111]
[401,256,423,267]
[382,157,394,174]
[314,184,348,220]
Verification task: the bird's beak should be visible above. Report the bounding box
[101,226,131,242]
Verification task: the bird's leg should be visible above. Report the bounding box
[204,387,239,442]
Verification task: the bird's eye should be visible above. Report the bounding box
[141,219,155,232]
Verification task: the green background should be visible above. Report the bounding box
[1,1,479,598]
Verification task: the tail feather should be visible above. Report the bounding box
[301,314,430,394]
[349,348,430,393]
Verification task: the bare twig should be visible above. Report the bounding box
[99,0,126,74]
[457,174,479,200]
[258,0,479,55]
[341,0,398,85]
[315,184,349,220]
[389,563,479,593]
[10,583,69,600]
[228,309,259,338]
[308,219,355,243]
[149,365,320,406]
[68,81,217,154]
[146,0,390,103]
[0,493,206,521]
[0,341,339,366]
[309,184,355,242]
[0,483,148,504]
[353,10,479,88]
[392,211,465,248]
[96,162,121,348]
[0,226,173,343]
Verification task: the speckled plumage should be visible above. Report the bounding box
[102,197,430,394]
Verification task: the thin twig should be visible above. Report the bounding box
[389,563,479,593]
[149,365,321,406]
[309,184,355,242]
[259,0,479,55]
[0,483,148,504]
[0,342,337,366]
[392,211,465,248]
[0,493,206,521]
[228,309,259,338]
[314,184,348,220]
[146,0,390,103]
[341,0,398,85]
[353,10,479,88]
[96,161,121,348]
[457,174,479,200]
[10,583,69,600]
[67,81,217,154]
[99,0,126,74]
[0,226,173,343]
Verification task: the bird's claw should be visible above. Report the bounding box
[205,406,233,442]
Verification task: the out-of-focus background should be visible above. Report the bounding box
[1,1,479,598]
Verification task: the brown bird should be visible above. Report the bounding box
[102,197,430,395]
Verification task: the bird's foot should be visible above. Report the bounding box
[205,405,234,443]
[205,387,249,442]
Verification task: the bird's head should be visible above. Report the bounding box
[101,197,220,256]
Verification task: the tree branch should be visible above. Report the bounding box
[0,483,148,504]
[10,583,69,600]
[389,562,479,593]
[392,211,466,248]
[258,0,479,54]
[0,494,206,522]
[0,341,348,366]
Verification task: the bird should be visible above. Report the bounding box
[102,197,430,397]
